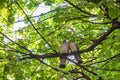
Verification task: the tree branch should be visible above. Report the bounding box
[82,22,119,52]
[69,69,91,80]
[65,0,95,16]
[66,17,112,24]
[0,31,32,54]
[86,53,120,66]
[15,1,57,53]
[67,58,103,80]
[89,66,120,72]
[34,57,68,74]
[18,22,120,60]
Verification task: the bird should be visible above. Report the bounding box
[59,40,69,68]
[69,42,82,64]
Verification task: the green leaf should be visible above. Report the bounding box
[4,65,10,74]
[118,17,120,22]
[97,11,104,19]
[108,7,120,19]
[0,0,120,79]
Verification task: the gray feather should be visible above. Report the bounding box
[59,41,69,68]
[69,42,82,64]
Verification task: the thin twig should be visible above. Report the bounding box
[0,31,31,54]
[15,1,57,53]
[65,0,95,16]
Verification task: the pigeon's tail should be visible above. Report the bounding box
[75,54,82,64]
[59,57,66,68]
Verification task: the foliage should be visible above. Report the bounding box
[0,0,120,80]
